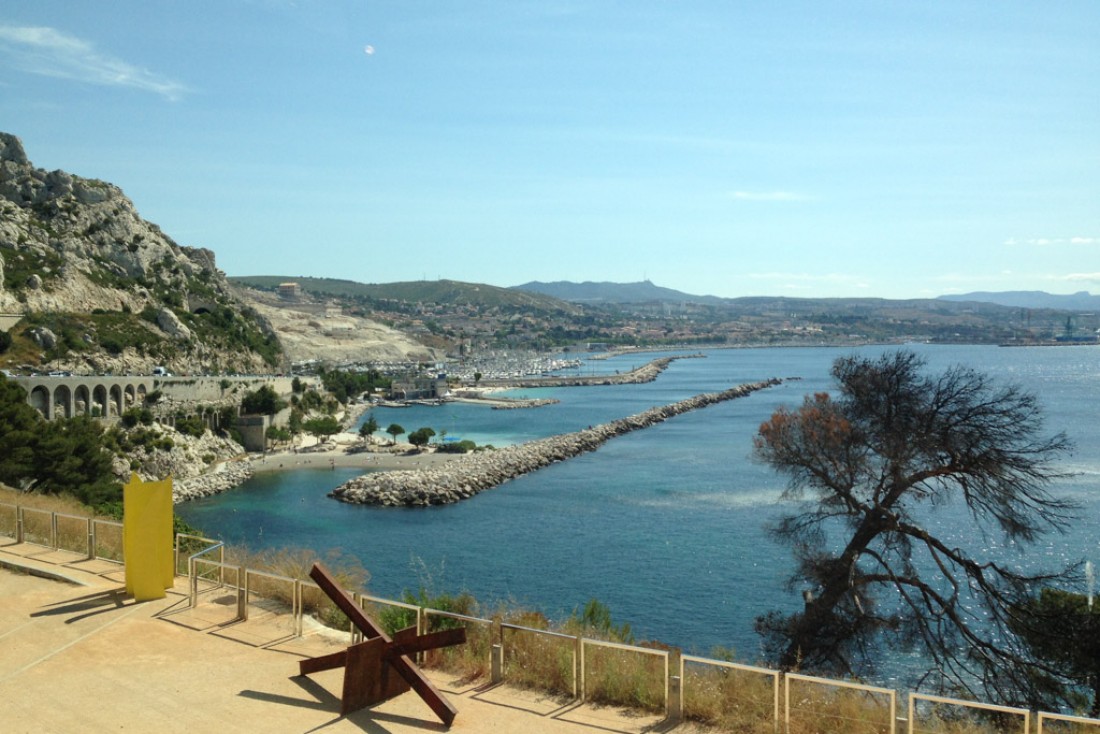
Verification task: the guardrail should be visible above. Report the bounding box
[681,654,781,732]
[177,541,1100,734]
[3,504,1099,733]
[0,501,123,563]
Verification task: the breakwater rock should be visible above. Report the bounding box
[174,461,254,503]
[491,398,560,410]
[330,378,780,507]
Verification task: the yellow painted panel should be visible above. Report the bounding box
[123,473,174,601]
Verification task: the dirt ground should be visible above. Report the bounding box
[0,542,687,734]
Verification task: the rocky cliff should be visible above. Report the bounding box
[0,132,281,375]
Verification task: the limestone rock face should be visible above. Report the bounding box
[156,307,193,341]
[0,133,28,165]
[106,421,251,502]
[0,132,280,374]
[28,326,56,350]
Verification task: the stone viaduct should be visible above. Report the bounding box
[9,374,157,420]
[5,374,302,424]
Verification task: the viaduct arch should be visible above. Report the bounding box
[11,375,154,421]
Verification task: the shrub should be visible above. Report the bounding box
[436,439,477,454]
[174,414,205,438]
[240,384,286,416]
[120,407,154,428]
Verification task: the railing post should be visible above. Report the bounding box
[575,636,585,701]
[491,643,503,684]
[351,593,362,643]
[86,517,95,560]
[667,648,682,724]
[490,618,503,684]
[417,607,426,664]
[16,506,24,544]
[294,579,302,637]
[668,674,682,724]
[237,566,248,620]
[50,511,58,549]
[189,557,198,608]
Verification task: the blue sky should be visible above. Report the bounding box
[1,1,1097,299]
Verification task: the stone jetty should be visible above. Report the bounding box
[174,461,254,503]
[330,378,781,507]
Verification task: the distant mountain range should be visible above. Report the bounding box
[516,280,1098,311]
[937,291,1100,311]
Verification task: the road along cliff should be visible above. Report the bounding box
[330,378,781,507]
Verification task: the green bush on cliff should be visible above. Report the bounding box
[240,384,286,415]
[0,376,121,508]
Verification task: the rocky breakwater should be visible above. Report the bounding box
[174,461,254,503]
[330,378,781,507]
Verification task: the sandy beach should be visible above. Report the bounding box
[248,433,466,475]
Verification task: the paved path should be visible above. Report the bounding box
[0,540,691,734]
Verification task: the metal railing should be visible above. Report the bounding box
[1038,711,1100,733]
[581,636,669,716]
[501,621,581,697]
[787,672,897,734]
[3,503,1100,733]
[0,501,17,539]
[909,693,1030,734]
[681,654,781,732]
[0,501,123,564]
[185,537,226,609]
[171,541,1100,733]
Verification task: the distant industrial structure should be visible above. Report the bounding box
[277,282,301,301]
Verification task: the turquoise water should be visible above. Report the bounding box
[178,345,1100,672]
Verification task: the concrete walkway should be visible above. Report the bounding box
[0,540,688,734]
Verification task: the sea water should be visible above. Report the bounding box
[178,344,1100,676]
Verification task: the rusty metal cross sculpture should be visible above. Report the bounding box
[297,563,466,726]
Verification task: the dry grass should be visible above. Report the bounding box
[422,615,494,683]
[224,545,370,630]
[501,621,577,697]
[682,661,779,733]
[0,485,124,559]
[785,678,894,734]
[1038,720,1100,734]
[582,642,667,713]
[0,484,109,517]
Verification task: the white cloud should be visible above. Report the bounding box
[1062,272,1100,284]
[730,190,811,202]
[0,25,188,101]
[1004,236,1098,247]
